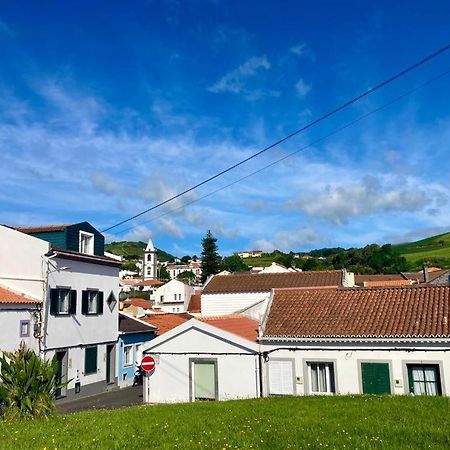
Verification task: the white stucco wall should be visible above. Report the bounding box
[0,305,39,353]
[0,225,49,299]
[201,292,269,317]
[46,256,119,349]
[262,342,450,396]
[154,279,194,312]
[144,326,259,403]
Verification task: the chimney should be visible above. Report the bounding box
[423,264,430,283]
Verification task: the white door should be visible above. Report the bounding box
[268,360,295,395]
[193,362,217,401]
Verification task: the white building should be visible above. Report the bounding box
[166,261,202,282]
[234,250,263,258]
[260,285,450,397]
[143,239,157,280]
[143,316,259,403]
[0,222,121,400]
[0,285,41,354]
[154,279,195,313]
[201,269,353,320]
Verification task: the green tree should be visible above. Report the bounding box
[200,230,221,283]
[159,265,171,281]
[220,254,249,273]
[177,270,196,283]
[0,342,64,420]
[180,255,191,264]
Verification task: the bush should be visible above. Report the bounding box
[0,342,63,420]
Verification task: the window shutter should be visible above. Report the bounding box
[97,291,104,315]
[407,366,415,394]
[82,291,88,315]
[50,289,58,315]
[69,290,77,315]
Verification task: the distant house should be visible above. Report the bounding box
[234,250,263,258]
[355,268,450,287]
[166,261,202,282]
[118,312,156,387]
[143,315,259,403]
[153,279,195,313]
[0,222,121,400]
[201,269,354,319]
[260,285,450,396]
[0,285,41,353]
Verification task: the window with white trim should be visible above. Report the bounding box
[79,231,94,255]
[124,345,133,366]
[308,362,336,394]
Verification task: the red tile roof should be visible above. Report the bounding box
[362,279,413,287]
[200,315,259,342]
[355,274,405,284]
[203,270,345,294]
[187,292,201,313]
[141,313,193,335]
[132,279,164,287]
[0,285,40,304]
[263,285,450,339]
[123,298,153,309]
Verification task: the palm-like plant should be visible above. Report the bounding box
[0,342,63,420]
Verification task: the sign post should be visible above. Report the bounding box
[141,355,156,403]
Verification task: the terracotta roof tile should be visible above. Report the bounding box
[263,285,450,339]
[187,293,201,313]
[132,279,164,287]
[140,313,193,335]
[355,274,405,284]
[200,315,259,342]
[123,298,153,309]
[0,285,40,304]
[361,279,413,287]
[203,270,345,294]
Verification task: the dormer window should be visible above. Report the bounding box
[79,231,94,255]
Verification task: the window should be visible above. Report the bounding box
[160,295,164,302]
[124,345,133,366]
[407,364,441,396]
[82,290,103,315]
[20,320,30,337]
[308,362,336,394]
[268,360,295,395]
[174,294,177,301]
[50,289,77,315]
[79,231,94,255]
[84,346,98,375]
[178,294,182,301]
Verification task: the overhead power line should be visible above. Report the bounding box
[112,67,450,236]
[102,43,450,233]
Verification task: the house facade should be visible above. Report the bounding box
[118,312,155,387]
[153,279,195,313]
[143,317,259,403]
[0,223,121,400]
[260,286,450,397]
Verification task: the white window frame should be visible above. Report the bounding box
[79,231,94,255]
[57,289,71,314]
[123,345,133,367]
[307,361,336,395]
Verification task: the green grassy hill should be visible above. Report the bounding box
[1,396,449,449]
[105,241,175,262]
[394,232,450,268]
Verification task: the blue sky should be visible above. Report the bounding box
[1,1,450,256]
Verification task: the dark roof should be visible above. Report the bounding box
[0,285,41,305]
[203,270,345,294]
[187,292,201,313]
[48,248,122,267]
[263,285,450,339]
[119,313,156,333]
[16,224,69,233]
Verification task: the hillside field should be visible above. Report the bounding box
[394,232,450,268]
[1,396,449,449]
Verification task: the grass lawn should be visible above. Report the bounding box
[1,396,450,449]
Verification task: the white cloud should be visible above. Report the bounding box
[90,172,121,194]
[295,78,312,97]
[254,227,324,252]
[286,176,431,225]
[290,43,307,57]
[208,56,272,99]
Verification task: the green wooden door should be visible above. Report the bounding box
[361,363,391,394]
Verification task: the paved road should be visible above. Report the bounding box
[57,385,143,413]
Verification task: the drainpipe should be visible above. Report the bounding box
[258,324,264,398]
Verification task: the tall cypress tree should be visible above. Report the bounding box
[200,230,221,283]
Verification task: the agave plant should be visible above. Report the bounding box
[0,342,64,420]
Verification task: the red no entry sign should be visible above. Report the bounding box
[141,355,156,373]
